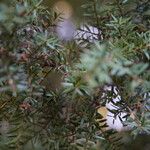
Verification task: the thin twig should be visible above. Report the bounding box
[26,0,43,16]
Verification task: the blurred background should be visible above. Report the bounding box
[43,0,85,19]
[0,0,150,149]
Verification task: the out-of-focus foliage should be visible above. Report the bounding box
[0,0,150,150]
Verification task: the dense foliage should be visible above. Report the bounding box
[0,0,150,150]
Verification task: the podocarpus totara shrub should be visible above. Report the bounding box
[0,0,150,150]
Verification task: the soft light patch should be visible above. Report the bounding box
[53,0,73,19]
[97,86,127,132]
